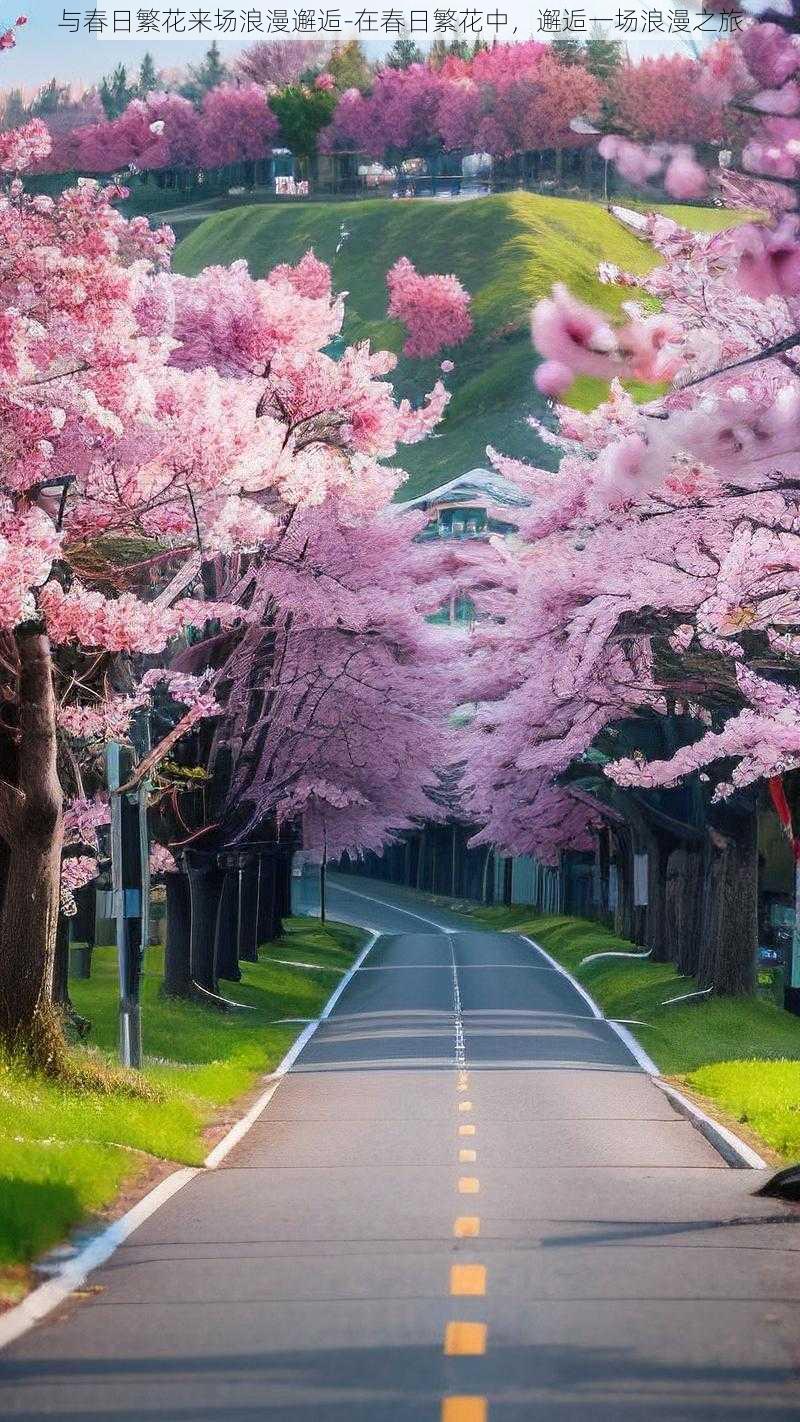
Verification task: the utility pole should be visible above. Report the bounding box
[107,735,149,1068]
[320,826,327,924]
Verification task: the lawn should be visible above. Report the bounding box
[438,902,800,1162]
[0,917,363,1303]
[174,192,745,501]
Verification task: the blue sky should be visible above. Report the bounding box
[3,1,710,94]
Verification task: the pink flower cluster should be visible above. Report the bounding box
[60,854,99,915]
[0,117,51,172]
[532,284,685,398]
[0,14,26,54]
[386,257,473,361]
[63,794,110,850]
[149,843,178,875]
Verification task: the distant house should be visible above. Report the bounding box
[398,468,530,627]
[397,467,530,542]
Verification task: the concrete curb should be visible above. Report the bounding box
[0,927,381,1353]
[654,1080,768,1170]
[518,933,766,1172]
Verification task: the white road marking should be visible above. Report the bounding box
[519,935,604,1020]
[0,926,382,1353]
[448,935,466,1076]
[0,1168,199,1351]
[328,893,764,1171]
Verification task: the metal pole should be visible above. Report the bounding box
[320,830,327,924]
[107,742,142,1068]
[791,857,800,1004]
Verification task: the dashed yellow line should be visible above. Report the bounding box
[447,1076,488,1419]
[444,1321,487,1356]
[450,1264,486,1296]
[453,1215,480,1237]
[441,1398,487,1422]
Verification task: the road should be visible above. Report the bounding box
[1,872,799,1420]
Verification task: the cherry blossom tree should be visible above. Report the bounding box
[1,118,464,1054]
[237,38,333,89]
[322,44,601,171]
[197,83,279,169]
[387,257,473,359]
[467,5,800,995]
[607,54,728,146]
[321,63,448,160]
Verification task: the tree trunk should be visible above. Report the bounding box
[53,911,90,1037]
[237,854,259,962]
[611,828,634,942]
[52,912,70,1008]
[697,806,758,995]
[0,631,63,1066]
[256,850,279,944]
[645,825,671,962]
[214,859,241,982]
[665,844,704,978]
[596,828,610,923]
[185,848,224,993]
[163,870,192,998]
[273,848,291,938]
[416,828,427,890]
[481,846,493,906]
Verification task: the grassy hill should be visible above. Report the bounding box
[174,194,743,500]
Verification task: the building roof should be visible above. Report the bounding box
[396,468,531,512]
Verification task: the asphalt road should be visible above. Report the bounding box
[2,872,800,1420]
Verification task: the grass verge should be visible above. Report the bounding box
[0,916,363,1304]
[412,892,800,1164]
[174,192,747,501]
[478,908,800,1160]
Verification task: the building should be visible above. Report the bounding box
[397,467,530,542]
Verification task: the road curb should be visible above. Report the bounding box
[0,927,380,1353]
[518,933,767,1172]
[0,1167,199,1352]
[654,1080,768,1170]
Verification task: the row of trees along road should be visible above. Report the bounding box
[454,2,800,997]
[0,105,472,1067]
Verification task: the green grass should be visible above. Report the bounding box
[687,1060,800,1160]
[447,905,800,1160]
[0,917,363,1294]
[174,192,746,500]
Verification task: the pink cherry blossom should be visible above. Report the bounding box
[386,257,472,360]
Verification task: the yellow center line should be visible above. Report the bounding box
[458,1176,480,1194]
[459,1148,477,1164]
[442,1398,487,1422]
[450,1264,486,1296]
[458,1100,473,1113]
[458,1124,475,1136]
[444,1321,487,1356]
[453,1215,480,1237]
